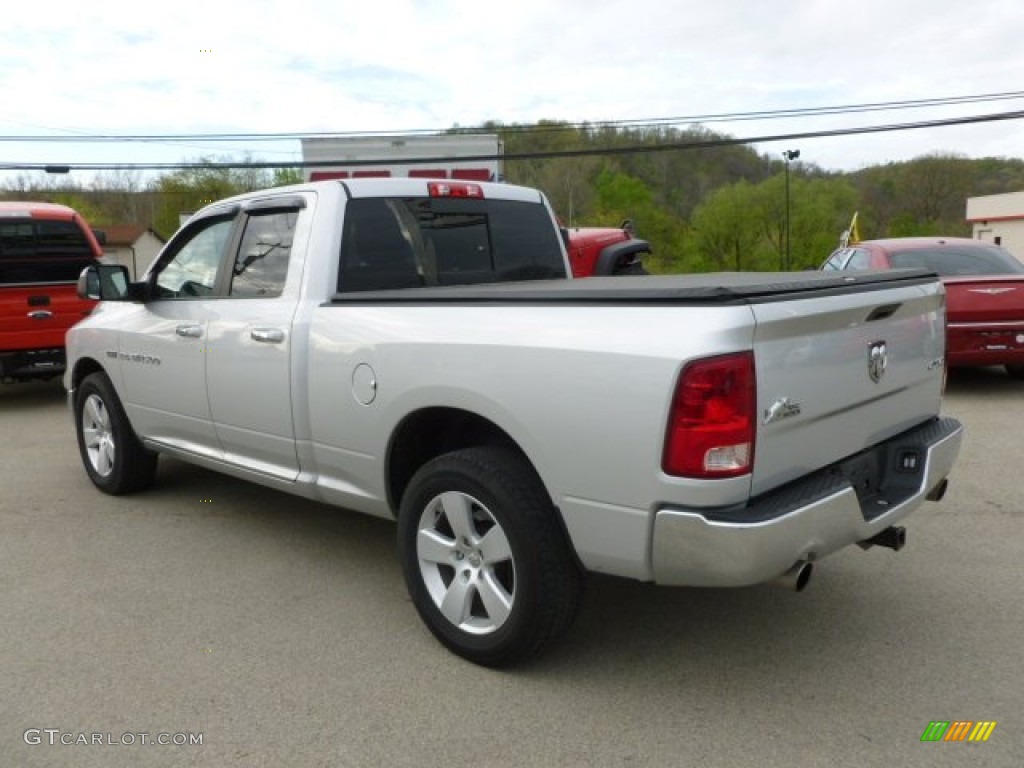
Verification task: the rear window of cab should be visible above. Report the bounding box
[337,196,566,292]
[0,218,100,284]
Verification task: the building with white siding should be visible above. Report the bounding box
[966,191,1024,261]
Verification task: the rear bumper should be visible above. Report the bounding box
[651,417,963,586]
[0,348,66,381]
[946,322,1024,367]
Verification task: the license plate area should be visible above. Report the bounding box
[833,439,926,521]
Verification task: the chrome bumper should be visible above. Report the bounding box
[651,417,963,586]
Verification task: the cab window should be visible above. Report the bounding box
[154,217,234,298]
[229,211,296,298]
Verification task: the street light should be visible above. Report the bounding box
[783,149,800,271]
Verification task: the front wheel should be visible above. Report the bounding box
[74,372,158,494]
[397,446,584,667]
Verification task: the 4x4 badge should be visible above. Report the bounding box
[868,341,888,382]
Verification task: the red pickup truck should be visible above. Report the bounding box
[0,202,104,383]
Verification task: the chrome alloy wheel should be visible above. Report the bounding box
[81,393,115,477]
[416,491,516,635]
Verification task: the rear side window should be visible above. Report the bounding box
[0,218,99,284]
[230,211,296,298]
[845,249,872,269]
[821,249,849,271]
[338,197,565,292]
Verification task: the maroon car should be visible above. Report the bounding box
[822,237,1024,379]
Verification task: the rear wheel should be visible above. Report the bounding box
[397,446,584,667]
[1006,364,1024,380]
[75,372,158,494]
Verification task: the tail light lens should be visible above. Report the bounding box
[663,352,756,478]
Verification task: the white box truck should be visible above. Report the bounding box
[300,134,502,183]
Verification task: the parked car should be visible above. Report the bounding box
[0,202,104,383]
[822,237,1024,379]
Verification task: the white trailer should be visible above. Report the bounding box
[300,134,502,183]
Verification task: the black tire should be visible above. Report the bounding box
[1006,364,1024,380]
[612,261,649,275]
[397,445,584,667]
[74,372,158,495]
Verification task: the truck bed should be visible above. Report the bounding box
[329,269,938,304]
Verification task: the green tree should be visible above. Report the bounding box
[687,174,857,271]
[688,180,763,271]
[272,167,305,187]
[150,158,273,237]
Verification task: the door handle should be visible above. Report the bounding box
[28,310,53,320]
[175,324,203,339]
[251,328,285,344]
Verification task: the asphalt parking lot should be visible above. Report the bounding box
[2,370,1022,768]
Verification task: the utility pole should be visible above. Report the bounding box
[783,149,800,271]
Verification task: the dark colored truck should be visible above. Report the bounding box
[0,202,104,383]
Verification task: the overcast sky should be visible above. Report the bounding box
[2,0,1023,184]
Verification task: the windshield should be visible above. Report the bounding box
[0,218,99,284]
[888,244,1024,276]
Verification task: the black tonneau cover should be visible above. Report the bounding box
[329,269,938,305]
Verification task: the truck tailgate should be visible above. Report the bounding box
[749,278,946,495]
[0,284,94,352]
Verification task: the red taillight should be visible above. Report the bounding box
[428,182,484,198]
[662,352,756,478]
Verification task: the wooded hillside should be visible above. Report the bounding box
[3,122,1023,272]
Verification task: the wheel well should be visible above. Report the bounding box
[595,239,652,275]
[387,408,530,514]
[69,357,106,391]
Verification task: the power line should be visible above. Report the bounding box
[2,109,1022,173]
[2,91,1024,143]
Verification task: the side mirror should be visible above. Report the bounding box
[78,264,131,301]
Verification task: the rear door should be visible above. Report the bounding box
[205,197,308,481]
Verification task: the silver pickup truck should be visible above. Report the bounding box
[66,178,963,666]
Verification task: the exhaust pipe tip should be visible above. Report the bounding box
[926,477,949,502]
[771,560,814,593]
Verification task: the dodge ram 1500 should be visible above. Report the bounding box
[66,178,963,666]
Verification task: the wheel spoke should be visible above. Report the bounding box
[438,492,476,543]
[86,397,108,429]
[478,524,512,564]
[98,441,115,475]
[477,572,513,626]
[82,426,101,450]
[439,576,474,627]
[417,528,456,565]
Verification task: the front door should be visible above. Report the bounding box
[117,214,236,458]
